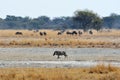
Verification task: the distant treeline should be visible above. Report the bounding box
[0,10,120,30]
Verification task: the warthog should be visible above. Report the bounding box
[53,51,67,59]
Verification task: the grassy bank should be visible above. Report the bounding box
[0,29,120,48]
[0,64,119,80]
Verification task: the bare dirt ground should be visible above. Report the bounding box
[0,48,120,68]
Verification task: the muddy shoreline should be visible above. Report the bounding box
[0,48,120,68]
[0,60,120,68]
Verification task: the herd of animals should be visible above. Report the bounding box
[15,30,93,36]
[15,30,93,59]
[15,29,113,59]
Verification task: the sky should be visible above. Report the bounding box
[0,0,120,19]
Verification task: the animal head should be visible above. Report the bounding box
[63,51,67,57]
[53,51,57,56]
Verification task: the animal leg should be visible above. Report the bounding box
[64,55,67,58]
[57,55,60,59]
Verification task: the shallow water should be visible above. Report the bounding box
[0,48,120,68]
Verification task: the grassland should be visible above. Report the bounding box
[0,29,120,48]
[0,29,120,80]
[0,64,119,80]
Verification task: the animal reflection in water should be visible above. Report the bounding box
[53,51,67,59]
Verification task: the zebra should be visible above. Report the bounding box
[53,51,67,59]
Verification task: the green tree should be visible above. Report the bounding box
[73,10,102,31]
[37,16,50,25]
[103,13,120,29]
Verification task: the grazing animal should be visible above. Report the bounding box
[39,32,47,36]
[66,31,72,35]
[78,31,82,35]
[39,32,43,36]
[53,51,67,59]
[66,31,77,35]
[43,32,47,36]
[57,30,65,35]
[57,32,62,35]
[89,30,93,35]
[72,31,77,35]
[15,32,23,35]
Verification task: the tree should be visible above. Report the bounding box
[73,10,102,31]
[37,16,50,25]
[103,13,120,29]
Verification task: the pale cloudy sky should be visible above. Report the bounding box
[0,0,119,19]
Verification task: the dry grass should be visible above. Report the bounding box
[2,38,114,48]
[0,29,120,48]
[0,64,119,80]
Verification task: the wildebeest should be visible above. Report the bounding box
[66,31,77,35]
[53,51,67,59]
[78,31,82,35]
[89,30,93,35]
[39,32,47,36]
[57,30,65,35]
[39,32,43,36]
[57,32,62,35]
[72,31,77,35]
[66,31,72,35]
[15,32,23,35]
[43,32,47,36]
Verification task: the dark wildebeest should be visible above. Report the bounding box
[53,51,67,59]
[66,31,72,35]
[15,32,23,35]
[66,31,77,35]
[89,30,93,35]
[57,32,62,35]
[39,32,43,36]
[72,31,77,35]
[43,32,47,36]
[33,29,39,33]
[39,32,47,36]
[57,30,65,35]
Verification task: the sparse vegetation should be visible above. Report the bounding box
[0,29,120,48]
